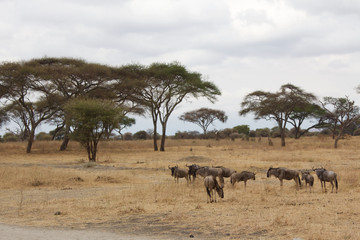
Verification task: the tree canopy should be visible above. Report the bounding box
[179,108,227,135]
[65,98,125,161]
[116,62,221,151]
[320,96,360,148]
[240,84,321,146]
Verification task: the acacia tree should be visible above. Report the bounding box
[27,57,117,151]
[65,98,124,162]
[0,61,62,153]
[116,62,221,151]
[179,108,227,136]
[287,103,326,138]
[320,96,360,148]
[240,84,320,146]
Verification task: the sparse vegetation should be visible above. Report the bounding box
[0,137,359,239]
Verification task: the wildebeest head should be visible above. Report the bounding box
[267,168,273,178]
[312,167,326,179]
[217,186,224,198]
[186,164,200,175]
[168,165,177,176]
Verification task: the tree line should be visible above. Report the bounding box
[0,57,220,160]
[1,57,359,161]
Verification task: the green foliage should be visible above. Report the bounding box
[117,62,221,151]
[179,108,227,135]
[65,98,124,161]
[133,130,148,140]
[240,84,320,146]
[3,132,19,142]
[36,132,52,141]
[233,125,250,135]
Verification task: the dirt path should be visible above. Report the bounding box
[0,224,157,240]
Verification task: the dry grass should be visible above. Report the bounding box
[0,137,360,239]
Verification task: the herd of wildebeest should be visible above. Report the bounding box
[168,164,339,203]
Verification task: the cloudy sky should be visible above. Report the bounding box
[1,0,360,135]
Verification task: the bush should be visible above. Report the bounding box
[353,129,360,136]
[3,133,19,142]
[233,125,250,135]
[133,131,148,140]
[174,131,200,139]
[123,132,133,141]
[36,132,52,141]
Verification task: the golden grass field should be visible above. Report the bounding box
[0,136,360,239]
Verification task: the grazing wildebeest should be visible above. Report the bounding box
[186,164,201,182]
[213,166,237,178]
[168,165,189,183]
[196,167,224,187]
[230,171,255,189]
[301,170,314,192]
[204,175,224,203]
[267,167,302,189]
[313,167,338,193]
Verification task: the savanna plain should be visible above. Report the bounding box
[0,137,360,240]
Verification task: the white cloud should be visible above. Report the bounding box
[1,0,360,135]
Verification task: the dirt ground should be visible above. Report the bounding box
[1,138,360,240]
[0,223,156,240]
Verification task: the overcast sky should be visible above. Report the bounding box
[1,0,360,135]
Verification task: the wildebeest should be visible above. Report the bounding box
[267,167,302,189]
[301,170,314,192]
[196,167,225,187]
[186,164,201,182]
[204,175,224,203]
[313,167,338,193]
[230,171,255,189]
[168,165,189,183]
[213,166,237,178]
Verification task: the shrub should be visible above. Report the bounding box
[133,131,148,140]
[3,133,19,142]
[36,132,52,141]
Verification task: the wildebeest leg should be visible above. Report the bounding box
[330,181,334,193]
[280,179,283,186]
[213,189,217,203]
[206,187,211,203]
[324,181,327,192]
[244,180,247,190]
[320,180,323,192]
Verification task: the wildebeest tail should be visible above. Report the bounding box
[335,175,338,190]
[206,187,211,198]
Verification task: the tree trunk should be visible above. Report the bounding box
[91,140,97,162]
[51,124,64,140]
[60,125,70,151]
[87,141,97,162]
[278,121,286,147]
[334,136,340,148]
[153,119,158,151]
[160,123,167,152]
[26,130,35,153]
[60,137,70,151]
[280,129,286,147]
